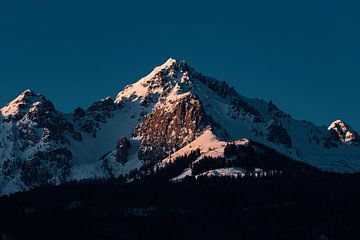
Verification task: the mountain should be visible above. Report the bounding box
[328,119,360,145]
[0,58,359,195]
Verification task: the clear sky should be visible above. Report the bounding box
[1,0,359,130]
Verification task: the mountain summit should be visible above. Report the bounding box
[328,120,360,145]
[1,89,45,118]
[0,58,359,195]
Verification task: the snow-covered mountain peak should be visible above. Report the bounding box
[0,89,50,119]
[1,59,360,196]
[20,88,34,95]
[114,58,194,104]
[328,119,360,144]
[329,119,348,126]
[157,57,177,70]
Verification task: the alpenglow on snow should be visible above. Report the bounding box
[0,58,360,195]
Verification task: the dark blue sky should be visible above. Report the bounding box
[1,0,359,129]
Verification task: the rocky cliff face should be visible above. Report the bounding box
[266,121,292,148]
[0,58,360,195]
[73,97,120,137]
[134,93,208,162]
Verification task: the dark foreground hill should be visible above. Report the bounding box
[1,172,360,240]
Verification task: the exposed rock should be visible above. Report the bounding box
[73,97,119,137]
[195,72,238,98]
[266,121,292,148]
[88,97,117,113]
[1,58,360,196]
[231,97,263,122]
[134,94,208,162]
[328,120,360,145]
[99,137,132,177]
[115,137,131,164]
[1,89,40,120]
[0,90,82,193]
[73,107,86,121]
[25,100,82,143]
[323,129,340,149]
[268,101,291,119]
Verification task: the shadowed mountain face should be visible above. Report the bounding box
[0,58,359,195]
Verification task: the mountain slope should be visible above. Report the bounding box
[0,58,359,195]
[0,90,82,194]
[114,58,360,172]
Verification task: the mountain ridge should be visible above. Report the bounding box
[0,58,359,195]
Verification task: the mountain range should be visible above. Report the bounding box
[1,58,359,195]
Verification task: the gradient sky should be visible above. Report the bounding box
[1,0,359,129]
